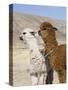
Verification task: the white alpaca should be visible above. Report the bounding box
[19,28,47,85]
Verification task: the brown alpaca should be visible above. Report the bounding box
[38,22,66,83]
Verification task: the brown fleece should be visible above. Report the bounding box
[39,22,66,83]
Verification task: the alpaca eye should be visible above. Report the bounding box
[42,28,46,30]
[23,32,26,35]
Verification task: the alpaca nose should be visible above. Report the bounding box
[38,30,41,36]
[19,36,23,40]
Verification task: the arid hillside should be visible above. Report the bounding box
[12,12,66,49]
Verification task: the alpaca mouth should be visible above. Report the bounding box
[38,30,41,36]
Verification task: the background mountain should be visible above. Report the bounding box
[12,12,66,49]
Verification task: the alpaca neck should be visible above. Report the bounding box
[44,37,58,53]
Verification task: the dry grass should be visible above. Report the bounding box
[13,49,32,86]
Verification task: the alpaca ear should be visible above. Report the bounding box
[53,27,58,31]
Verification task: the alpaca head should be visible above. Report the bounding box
[38,22,58,42]
[19,28,36,41]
